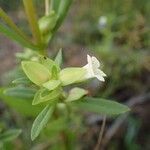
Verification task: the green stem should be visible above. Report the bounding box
[45,0,50,15]
[23,0,42,46]
[0,7,36,48]
[0,23,38,50]
[61,130,70,150]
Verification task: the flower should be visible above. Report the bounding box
[83,55,106,81]
[98,16,107,29]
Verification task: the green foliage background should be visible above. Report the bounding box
[0,0,149,149]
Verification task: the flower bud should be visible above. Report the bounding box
[59,67,86,86]
[38,11,58,35]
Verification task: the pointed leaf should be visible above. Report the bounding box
[22,61,51,86]
[66,87,88,102]
[0,23,38,50]
[51,0,61,13]
[0,129,22,142]
[12,77,31,84]
[40,56,60,72]
[42,80,61,91]
[32,88,60,105]
[73,97,130,116]
[4,86,36,99]
[31,104,54,140]
[54,49,62,67]
[54,0,73,31]
[0,88,42,117]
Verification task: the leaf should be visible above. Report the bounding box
[32,88,60,105]
[0,23,38,50]
[40,56,60,72]
[66,87,88,102]
[54,0,73,31]
[4,86,36,99]
[0,129,22,142]
[42,80,61,91]
[12,77,31,85]
[51,0,61,13]
[54,49,62,67]
[59,67,86,86]
[73,97,130,116]
[31,104,54,140]
[44,117,67,137]
[0,88,42,117]
[22,61,51,86]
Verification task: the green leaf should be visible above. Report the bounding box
[51,66,59,79]
[54,49,62,67]
[54,0,73,31]
[32,88,60,105]
[66,87,88,102]
[16,48,37,60]
[0,23,38,50]
[22,61,51,86]
[40,56,60,72]
[4,86,36,99]
[12,77,31,85]
[51,0,61,13]
[73,97,130,116]
[0,88,42,117]
[0,129,22,142]
[59,67,86,86]
[31,104,54,140]
[44,117,67,137]
[42,80,61,91]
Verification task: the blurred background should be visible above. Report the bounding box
[0,0,149,149]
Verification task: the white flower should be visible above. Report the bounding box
[98,16,107,29]
[83,55,106,81]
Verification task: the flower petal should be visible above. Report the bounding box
[94,69,106,77]
[92,56,100,68]
[95,74,105,81]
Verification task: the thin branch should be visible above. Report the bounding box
[94,116,106,150]
[0,8,35,46]
[23,0,42,46]
[45,0,50,15]
[102,93,150,148]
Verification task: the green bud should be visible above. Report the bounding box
[38,11,58,35]
[22,61,51,86]
[66,87,88,102]
[59,67,86,86]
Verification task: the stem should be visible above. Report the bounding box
[0,8,35,47]
[45,0,50,15]
[61,130,70,150]
[0,23,38,50]
[23,0,42,46]
[94,116,106,150]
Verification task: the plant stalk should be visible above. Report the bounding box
[22,0,42,47]
[94,116,106,150]
[0,8,35,48]
[45,0,50,15]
